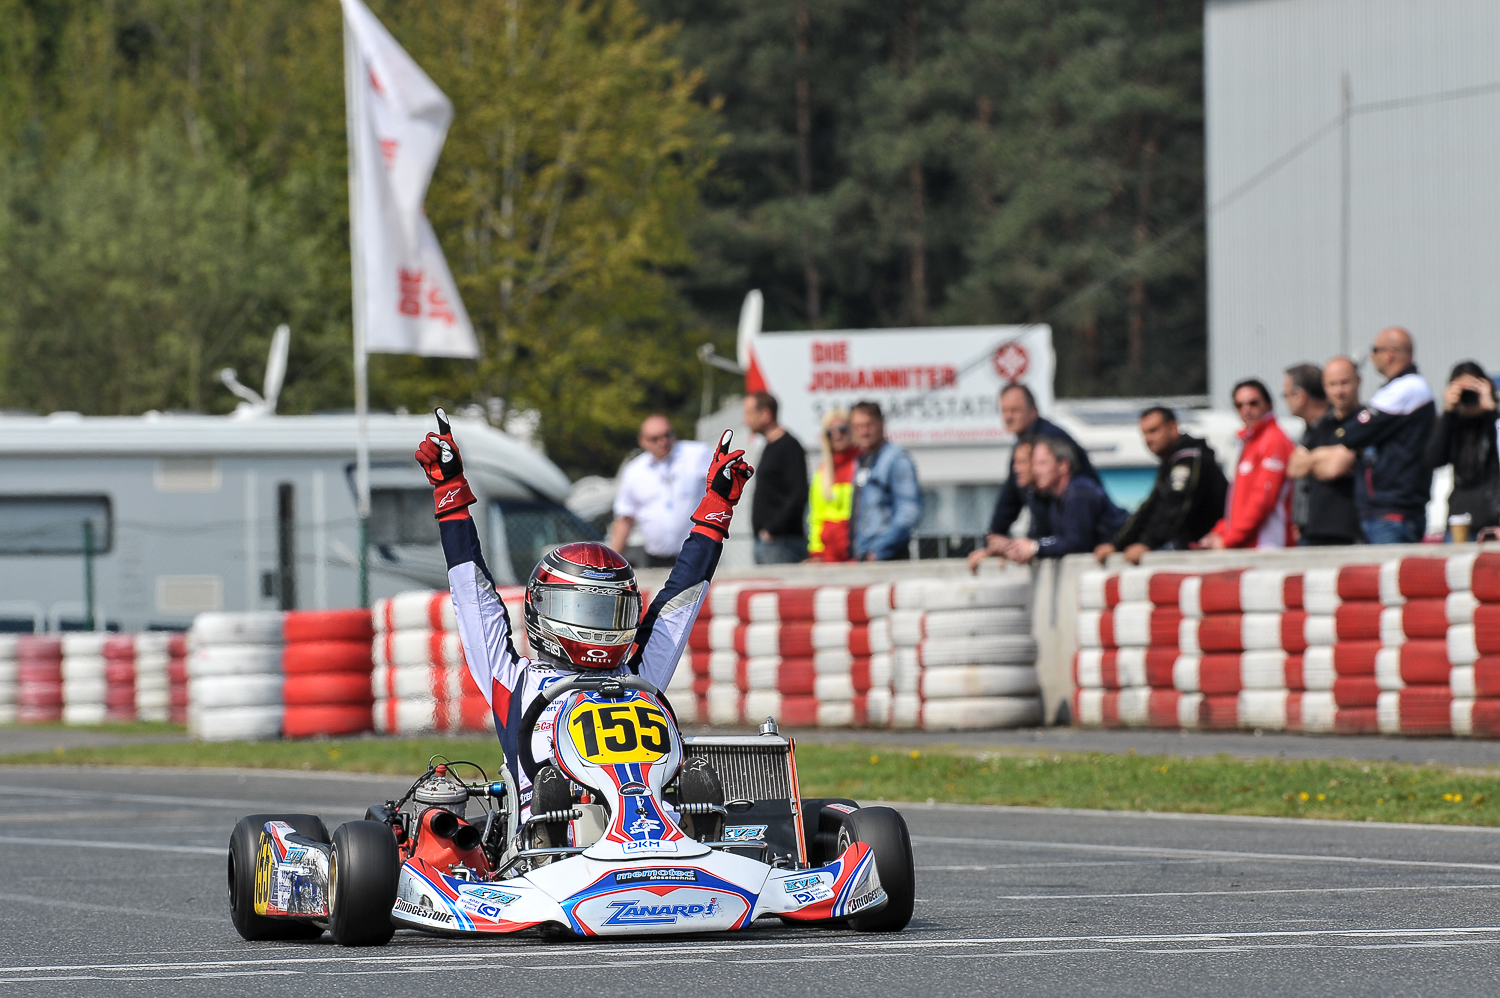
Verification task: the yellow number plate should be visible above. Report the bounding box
[566,699,671,765]
[253,833,273,915]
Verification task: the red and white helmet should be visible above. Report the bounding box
[523,542,642,671]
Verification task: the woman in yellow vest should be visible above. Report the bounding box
[806,408,858,561]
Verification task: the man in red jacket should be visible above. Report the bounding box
[1202,378,1295,549]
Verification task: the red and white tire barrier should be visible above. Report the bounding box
[0,635,16,725]
[282,609,375,738]
[703,581,894,729]
[187,612,285,741]
[371,588,533,735]
[103,635,137,723]
[132,633,171,723]
[1076,554,1500,738]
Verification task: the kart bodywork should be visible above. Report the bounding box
[232,676,912,943]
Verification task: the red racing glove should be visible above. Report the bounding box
[690,429,754,540]
[414,407,477,520]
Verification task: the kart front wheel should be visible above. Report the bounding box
[837,806,915,932]
[227,813,328,941]
[328,820,399,946]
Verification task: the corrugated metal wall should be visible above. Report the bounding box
[1206,0,1500,406]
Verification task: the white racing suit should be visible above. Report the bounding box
[439,515,718,816]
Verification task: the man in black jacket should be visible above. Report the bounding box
[1288,357,1363,545]
[983,384,1096,548]
[1094,407,1227,564]
[743,392,809,563]
[1336,327,1435,544]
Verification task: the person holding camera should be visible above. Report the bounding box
[1426,360,1500,540]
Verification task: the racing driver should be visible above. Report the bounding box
[414,408,753,849]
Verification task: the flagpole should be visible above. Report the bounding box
[344,9,372,609]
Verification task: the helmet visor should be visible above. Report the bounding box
[531,585,641,631]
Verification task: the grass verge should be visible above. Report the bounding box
[5,735,1500,826]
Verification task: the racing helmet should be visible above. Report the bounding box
[524,542,642,671]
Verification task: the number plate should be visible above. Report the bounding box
[566,697,672,765]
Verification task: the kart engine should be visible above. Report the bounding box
[412,765,470,818]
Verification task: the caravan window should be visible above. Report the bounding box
[495,500,601,582]
[0,495,112,554]
[369,489,441,546]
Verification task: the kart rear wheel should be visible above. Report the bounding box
[837,806,915,932]
[328,820,399,947]
[227,813,329,941]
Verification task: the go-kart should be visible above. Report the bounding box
[228,674,914,943]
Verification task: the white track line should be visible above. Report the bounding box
[3,925,1500,978]
[996,883,1500,901]
[0,835,220,856]
[912,834,1500,872]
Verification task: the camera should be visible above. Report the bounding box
[1461,388,1480,406]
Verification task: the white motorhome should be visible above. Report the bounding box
[0,411,596,632]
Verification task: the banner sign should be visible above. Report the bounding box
[747,324,1054,447]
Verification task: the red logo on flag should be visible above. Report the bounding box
[398,269,424,316]
[992,342,1029,382]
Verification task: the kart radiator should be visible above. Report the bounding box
[683,736,794,802]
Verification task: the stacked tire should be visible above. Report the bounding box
[702,581,893,728]
[134,633,172,723]
[103,635,137,722]
[371,589,531,735]
[283,610,375,738]
[188,612,285,741]
[61,633,108,725]
[16,636,63,723]
[168,633,189,723]
[884,576,1040,730]
[0,635,16,725]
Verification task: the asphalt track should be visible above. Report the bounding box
[3,767,1500,996]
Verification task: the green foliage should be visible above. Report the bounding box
[0,0,719,476]
[646,0,1206,396]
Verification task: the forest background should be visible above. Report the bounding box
[0,0,1205,478]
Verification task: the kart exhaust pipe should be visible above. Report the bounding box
[427,809,483,852]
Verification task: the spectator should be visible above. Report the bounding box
[743,392,809,564]
[1426,360,1500,540]
[1005,437,1126,564]
[985,383,1098,540]
[968,438,1046,573]
[1093,406,1227,564]
[1202,378,1294,549]
[807,408,858,562]
[1289,357,1363,545]
[1338,326,1435,544]
[849,401,923,561]
[608,414,712,567]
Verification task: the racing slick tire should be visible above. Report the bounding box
[837,806,915,932]
[328,820,399,946]
[228,813,329,941]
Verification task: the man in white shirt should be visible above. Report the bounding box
[608,415,713,567]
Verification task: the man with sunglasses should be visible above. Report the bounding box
[609,415,713,567]
[1334,327,1435,544]
[1202,378,1294,549]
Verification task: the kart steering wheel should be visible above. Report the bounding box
[516,674,680,784]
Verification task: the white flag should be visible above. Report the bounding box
[342,0,479,358]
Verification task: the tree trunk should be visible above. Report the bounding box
[794,0,821,325]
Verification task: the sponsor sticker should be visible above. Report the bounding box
[824,803,857,814]
[628,816,663,836]
[622,838,679,855]
[846,889,887,914]
[615,868,698,885]
[459,886,520,905]
[395,897,453,925]
[722,825,767,841]
[783,875,826,893]
[603,897,720,926]
[618,781,649,796]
